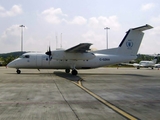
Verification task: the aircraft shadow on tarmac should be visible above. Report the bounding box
[54,71,83,82]
[78,73,151,77]
[53,71,151,81]
[6,70,151,78]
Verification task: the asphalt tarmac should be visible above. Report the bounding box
[0,67,160,120]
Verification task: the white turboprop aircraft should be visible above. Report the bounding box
[133,57,159,69]
[7,24,153,75]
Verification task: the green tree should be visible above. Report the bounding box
[2,55,16,66]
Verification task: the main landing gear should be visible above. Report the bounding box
[71,69,78,75]
[65,69,70,73]
[16,69,21,74]
[65,69,78,75]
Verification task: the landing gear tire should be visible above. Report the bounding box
[72,69,78,75]
[137,67,140,69]
[16,69,21,74]
[65,69,70,73]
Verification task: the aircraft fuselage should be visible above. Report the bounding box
[7,24,153,75]
[8,52,136,70]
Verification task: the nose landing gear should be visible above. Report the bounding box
[16,69,21,74]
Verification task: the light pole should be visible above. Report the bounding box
[60,33,62,48]
[104,27,110,49]
[19,25,25,52]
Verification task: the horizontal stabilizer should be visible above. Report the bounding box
[131,24,153,31]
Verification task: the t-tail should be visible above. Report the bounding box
[117,24,153,56]
[152,57,158,64]
[95,24,153,56]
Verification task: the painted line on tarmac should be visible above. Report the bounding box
[72,80,138,120]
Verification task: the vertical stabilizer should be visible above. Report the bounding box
[117,24,153,56]
[152,57,158,64]
[94,24,153,56]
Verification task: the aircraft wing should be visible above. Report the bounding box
[154,64,160,68]
[65,43,92,53]
[133,63,140,67]
[121,63,134,66]
[120,63,140,67]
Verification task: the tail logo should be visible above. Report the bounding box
[126,40,133,49]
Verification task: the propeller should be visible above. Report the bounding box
[45,46,52,63]
[46,46,51,56]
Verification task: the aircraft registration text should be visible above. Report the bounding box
[99,58,110,61]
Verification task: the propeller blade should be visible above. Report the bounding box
[45,46,52,64]
[49,46,51,52]
[45,46,51,56]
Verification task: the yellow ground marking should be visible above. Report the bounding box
[72,80,138,120]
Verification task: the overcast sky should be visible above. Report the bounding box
[0,0,160,54]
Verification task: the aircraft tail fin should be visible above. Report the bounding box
[152,57,158,64]
[94,24,153,56]
[117,24,153,56]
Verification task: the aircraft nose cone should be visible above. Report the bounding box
[7,61,16,68]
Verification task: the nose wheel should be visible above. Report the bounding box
[16,69,21,74]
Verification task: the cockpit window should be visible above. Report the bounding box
[24,55,30,58]
[19,55,30,58]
